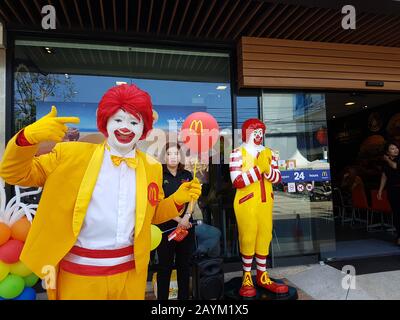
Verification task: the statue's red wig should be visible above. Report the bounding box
[97,84,153,140]
[241,118,266,143]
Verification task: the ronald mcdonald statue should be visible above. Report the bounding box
[0,84,201,300]
[229,118,288,298]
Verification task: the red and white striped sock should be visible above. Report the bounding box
[241,254,253,272]
[255,254,267,272]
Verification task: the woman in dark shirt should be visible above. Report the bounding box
[156,143,195,299]
[378,141,400,245]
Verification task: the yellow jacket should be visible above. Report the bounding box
[0,132,178,278]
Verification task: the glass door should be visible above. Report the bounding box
[262,92,336,265]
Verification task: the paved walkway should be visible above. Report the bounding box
[269,263,400,300]
[36,263,400,300]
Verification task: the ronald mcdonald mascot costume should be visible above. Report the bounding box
[0,84,201,300]
[230,118,288,298]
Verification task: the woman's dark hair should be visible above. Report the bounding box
[161,142,185,172]
[383,140,399,154]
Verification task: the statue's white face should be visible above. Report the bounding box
[247,128,263,146]
[106,109,144,155]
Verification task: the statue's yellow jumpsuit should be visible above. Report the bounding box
[230,146,280,256]
[230,119,288,297]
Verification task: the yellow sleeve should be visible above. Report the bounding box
[152,163,180,225]
[265,147,272,159]
[0,131,61,187]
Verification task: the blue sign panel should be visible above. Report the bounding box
[281,169,331,183]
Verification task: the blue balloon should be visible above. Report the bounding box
[13,287,36,300]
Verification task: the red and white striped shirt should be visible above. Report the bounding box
[229,147,281,189]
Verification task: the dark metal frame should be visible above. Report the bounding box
[4,32,15,200]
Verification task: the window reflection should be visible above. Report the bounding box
[13,39,234,258]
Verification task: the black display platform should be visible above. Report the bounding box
[224,276,298,300]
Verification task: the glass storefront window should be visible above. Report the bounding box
[13,40,232,157]
[237,96,259,129]
[13,38,235,257]
[262,92,335,264]
[13,40,231,138]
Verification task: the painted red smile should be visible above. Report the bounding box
[114,129,135,144]
[254,136,263,145]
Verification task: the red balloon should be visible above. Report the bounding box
[0,239,24,264]
[180,112,219,154]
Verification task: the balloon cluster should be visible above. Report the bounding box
[0,181,41,300]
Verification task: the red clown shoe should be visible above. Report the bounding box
[256,270,289,294]
[239,271,256,298]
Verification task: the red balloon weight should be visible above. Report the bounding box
[180,112,219,154]
[0,239,24,264]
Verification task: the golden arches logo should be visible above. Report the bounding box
[148,182,159,206]
[189,120,204,134]
[149,187,157,200]
[322,171,328,177]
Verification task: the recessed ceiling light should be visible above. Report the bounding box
[345,102,355,106]
[332,115,336,119]
[116,81,127,85]
[216,85,227,90]
[364,105,368,108]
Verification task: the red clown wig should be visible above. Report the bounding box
[241,118,266,143]
[97,84,153,140]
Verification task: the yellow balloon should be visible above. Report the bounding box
[150,225,162,251]
[10,261,32,277]
[0,261,10,282]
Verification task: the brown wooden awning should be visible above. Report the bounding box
[238,37,400,91]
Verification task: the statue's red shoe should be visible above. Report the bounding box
[239,271,256,298]
[256,270,288,294]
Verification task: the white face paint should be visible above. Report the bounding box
[106,109,144,155]
[248,128,263,146]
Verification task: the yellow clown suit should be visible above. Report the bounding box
[229,118,288,298]
[0,84,201,300]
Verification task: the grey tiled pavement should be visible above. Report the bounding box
[279,263,400,300]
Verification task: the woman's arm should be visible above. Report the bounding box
[178,213,192,229]
[384,155,397,169]
[378,172,387,200]
[153,165,201,224]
